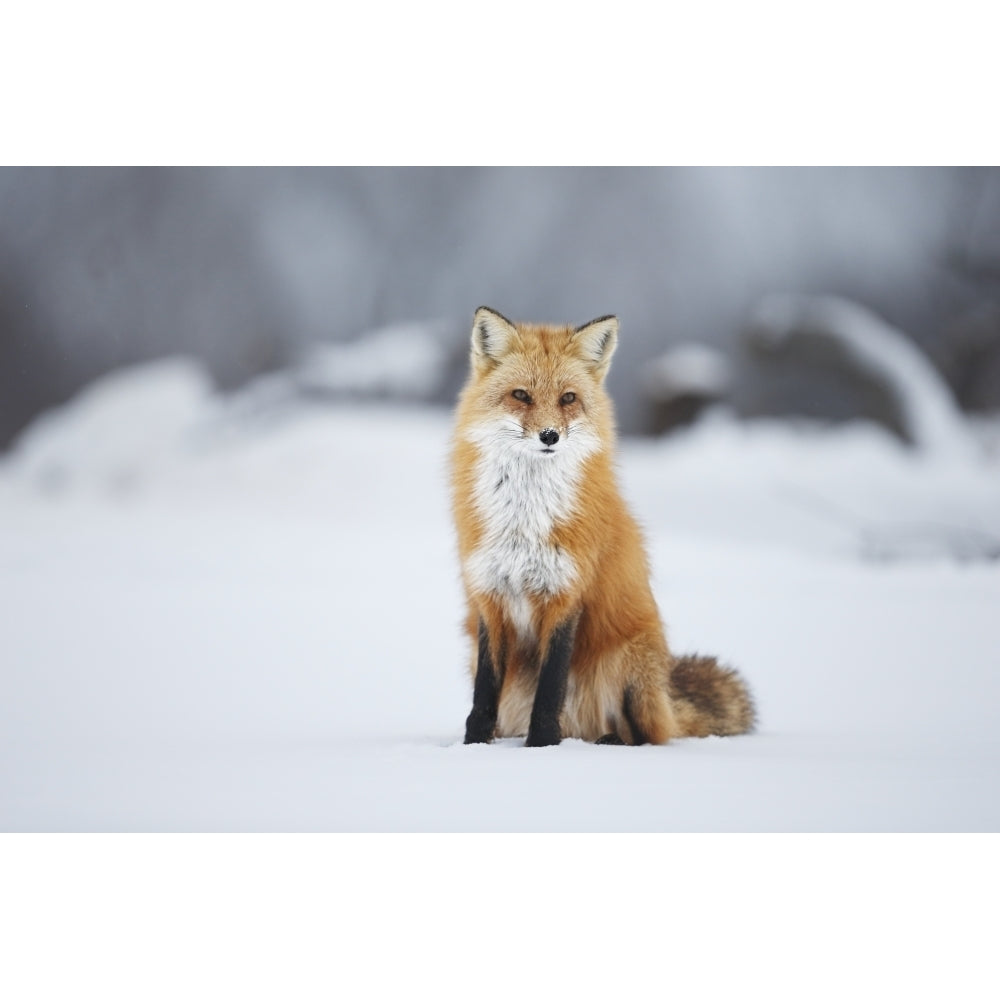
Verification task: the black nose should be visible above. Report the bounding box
[539,429,559,446]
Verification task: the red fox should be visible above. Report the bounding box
[451,306,755,746]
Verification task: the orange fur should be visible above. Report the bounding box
[451,307,755,745]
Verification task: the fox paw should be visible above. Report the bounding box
[464,710,496,744]
[525,719,562,747]
[595,733,625,745]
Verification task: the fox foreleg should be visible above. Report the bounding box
[525,616,578,748]
[464,620,505,744]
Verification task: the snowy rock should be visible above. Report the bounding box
[642,343,732,401]
[745,294,978,461]
[641,343,733,434]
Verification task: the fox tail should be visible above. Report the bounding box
[669,654,757,737]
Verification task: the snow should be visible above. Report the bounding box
[2,359,999,830]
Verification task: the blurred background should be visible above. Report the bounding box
[2,166,999,449]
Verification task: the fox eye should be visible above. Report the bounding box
[511,389,532,403]
[560,392,577,405]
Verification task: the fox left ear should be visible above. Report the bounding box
[471,306,519,374]
[573,315,619,382]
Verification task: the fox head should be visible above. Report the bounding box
[457,306,619,459]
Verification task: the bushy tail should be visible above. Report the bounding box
[668,654,756,737]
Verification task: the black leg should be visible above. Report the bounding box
[464,620,503,744]
[525,618,577,747]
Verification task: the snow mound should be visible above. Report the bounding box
[4,357,217,494]
[296,321,454,401]
[626,411,1000,562]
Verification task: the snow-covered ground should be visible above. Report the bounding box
[2,359,999,830]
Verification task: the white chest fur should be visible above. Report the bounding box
[462,420,596,632]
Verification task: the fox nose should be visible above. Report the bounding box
[539,428,560,447]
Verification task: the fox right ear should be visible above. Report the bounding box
[471,307,518,373]
[573,314,619,382]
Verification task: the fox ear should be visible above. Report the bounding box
[573,315,619,381]
[471,306,519,372]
